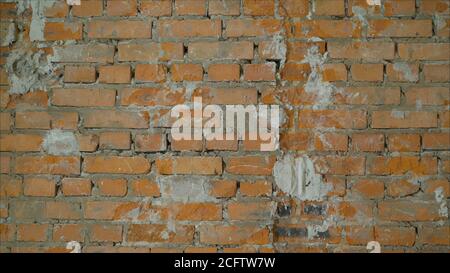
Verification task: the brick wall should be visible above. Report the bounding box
[0,0,449,253]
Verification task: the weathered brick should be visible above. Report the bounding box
[156,157,222,175]
[84,156,150,174]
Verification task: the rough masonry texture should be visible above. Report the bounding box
[0,0,449,253]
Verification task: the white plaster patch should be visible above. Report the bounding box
[366,0,381,5]
[158,176,214,203]
[273,154,330,201]
[42,129,79,155]
[66,0,81,5]
[393,63,417,82]
[434,187,449,218]
[6,49,56,94]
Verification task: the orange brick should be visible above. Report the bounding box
[244,63,276,81]
[24,177,56,197]
[314,0,345,16]
[53,224,84,242]
[158,19,221,38]
[84,156,150,174]
[171,139,203,151]
[97,178,128,197]
[90,224,123,242]
[17,224,48,242]
[83,110,149,129]
[141,0,172,16]
[0,175,21,197]
[106,0,137,16]
[243,0,274,16]
[87,20,151,39]
[420,0,450,15]
[0,113,11,131]
[52,89,116,107]
[351,179,384,199]
[419,226,450,245]
[0,156,10,173]
[210,180,237,198]
[72,0,103,17]
[135,134,167,152]
[388,134,420,152]
[375,226,416,246]
[0,134,43,152]
[368,19,432,37]
[120,88,184,107]
[368,156,437,176]
[99,132,131,150]
[64,66,96,83]
[384,0,415,16]
[118,42,184,62]
[423,133,450,150]
[128,224,194,243]
[99,65,131,84]
[189,41,254,60]
[156,157,222,175]
[405,87,449,106]
[351,133,384,152]
[209,0,240,15]
[279,0,309,17]
[424,64,450,83]
[199,225,269,245]
[130,179,160,197]
[171,203,222,221]
[0,224,15,241]
[299,110,367,129]
[15,156,80,175]
[313,133,348,152]
[398,43,450,61]
[175,0,206,15]
[240,181,272,197]
[225,156,276,175]
[44,1,69,18]
[225,19,282,37]
[351,64,383,82]
[61,178,92,196]
[171,64,203,82]
[293,20,359,38]
[135,64,166,83]
[345,226,374,245]
[44,22,82,41]
[386,179,420,198]
[314,156,365,175]
[208,64,240,82]
[372,111,437,128]
[328,41,395,61]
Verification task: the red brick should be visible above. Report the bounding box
[424,64,450,83]
[351,179,384,199]
[351,133,384,152]
[244,63,276,81]
[423,133,450,150]
[172,64,203,82]
[314,0,345,16]
[386,179,420,198]
[171,203,222,221]
[405,87,449,106]
[0,224,15,242]
[328,41,395,61]
[299,110,367,129]
[279,0,309,17]
[419,226,450,245]
[120,88,184,107]
[398,43,450,61]
[293,20,359,38]
[189,41,254,60]
[314,156,365,175]
[45,201,81,220]
[384,0,415,16]
[388,134,421,152]
[0,175,21,197]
